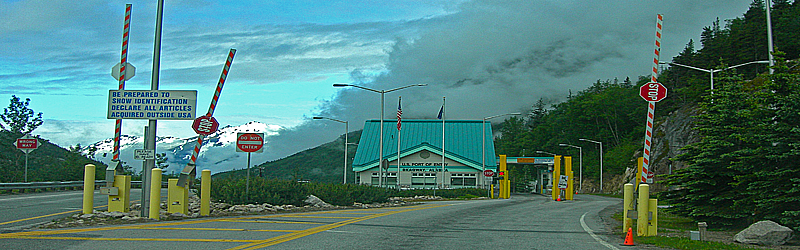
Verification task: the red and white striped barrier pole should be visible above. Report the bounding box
[177,49,236,187]
[641,14,662,184]
[112,4,132,164]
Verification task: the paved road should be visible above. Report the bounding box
[0,193,655,249]
[0,189,157,232]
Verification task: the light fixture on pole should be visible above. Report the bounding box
[313,116,349,184]
[333,83,426,187]
[535,150,556,156]
[579,138,603,193]
[660,60,769,94]
[559,143,582,193]
[482,113,521,191]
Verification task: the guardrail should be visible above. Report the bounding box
[0,181,169,193]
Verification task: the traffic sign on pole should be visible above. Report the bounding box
[192,115,219,135]
[236,133,264,153]
[14,134,39,153]
[111,62,136,81]
[483,169,494,177]
[639,82,668,102]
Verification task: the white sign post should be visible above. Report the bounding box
[107,90,197,120]
[13,134,39,182]
[237,133,264,200]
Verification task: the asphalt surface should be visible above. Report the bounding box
[0,193,657,249]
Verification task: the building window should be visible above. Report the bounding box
[451,173,476,187]
[411,172,436,188]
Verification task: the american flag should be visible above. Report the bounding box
[397,97,402,130]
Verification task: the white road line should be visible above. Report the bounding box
[581,212,621,250]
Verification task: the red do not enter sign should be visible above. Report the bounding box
[639,82,668,102]
[237,133,264,153]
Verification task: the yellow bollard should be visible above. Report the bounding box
[108,175,131,212]
[504,170,511,199]
[648,198,658,236]
[552,155,561,201]
[565,156,573,201]
[623,183,634,232]
[637,157,643,184]
[490,184,495,199]
[637,184,650,236]
[82,164,96,214]
[200,169,211,216]
[149,168,163,220]
[499,155,508,199]
[168,179,188,214]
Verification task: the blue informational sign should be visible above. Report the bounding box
[107,90,197,120]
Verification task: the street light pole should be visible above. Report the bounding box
[334,83,426,187]
[579,138,603,193]
[535,150,556,156]
[559,143,582,193]
[661,60,769,94]
[482,113,521,191]
[313,117,348,184]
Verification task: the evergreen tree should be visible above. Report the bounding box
[0,95,43,135]
[661,68,753,228]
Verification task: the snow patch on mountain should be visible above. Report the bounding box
[84,121,282,175]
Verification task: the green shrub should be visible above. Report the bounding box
[210,177,487,206]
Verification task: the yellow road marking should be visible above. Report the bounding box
[0,204,110,226]
[2,203,448,248]
[139,227,300,233]
[228,204,450,250]
[282,216,360,219]
[13,236,259,243]
[220,220,324,225]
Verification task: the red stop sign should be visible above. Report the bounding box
[639,82,668,102]
[237,133,264,153]
[192,115,219,135]
[483,169,494,177]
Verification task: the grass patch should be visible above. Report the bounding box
[612,210,757,250]
[635,236,755,250]
[657,210,697,231]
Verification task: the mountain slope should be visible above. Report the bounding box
[214,130,361,183]
[84,121,282,175]
[0,131,105,182]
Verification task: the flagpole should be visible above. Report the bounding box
[397,96,402,189]
[441,96,446,189]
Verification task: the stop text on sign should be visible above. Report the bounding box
[639,82,668,102]
[107,90,197,120]
[192,115,219,136]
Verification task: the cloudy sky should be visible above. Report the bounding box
[1,0,755,160]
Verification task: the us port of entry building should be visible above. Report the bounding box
[351,119,556,191]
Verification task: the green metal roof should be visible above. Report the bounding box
[351,119,497,172]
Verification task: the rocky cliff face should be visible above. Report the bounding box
[647,104,701,191]
[605,104,701,193]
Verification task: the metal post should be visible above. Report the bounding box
[766,0,775,74]
[379,92,384,187]
[344,121,348,184]
[599,141,603,192]
[578,146,582,193]
[141,126,150,217]
[24,152,28,183]
[246,152,251,200]
[145,0,164,207]
[482,120,486,192]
